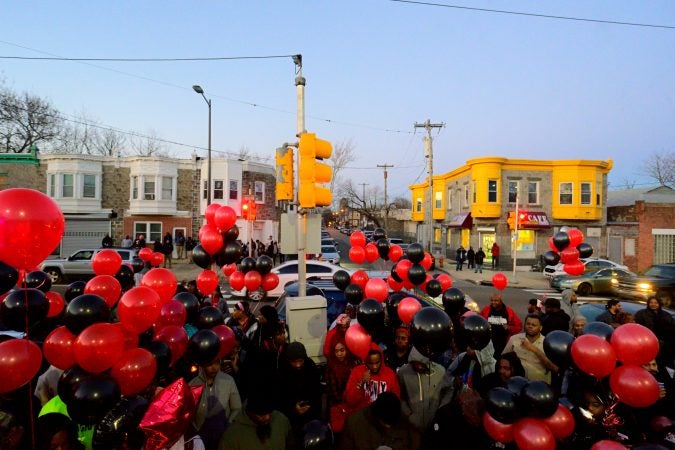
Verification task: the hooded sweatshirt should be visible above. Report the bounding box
[189,368,242,446]
[344,348,400,412]
[397,347,454,432]
[560,289,580,330]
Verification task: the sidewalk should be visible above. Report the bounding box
[436,263,551,290]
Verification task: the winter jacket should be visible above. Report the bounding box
[344,350,401,412]
[338,405,420,450]
[189,369,242,448]
[480,304,522,356]
[475,250,486,265]
[560,288,580,328]
[218,410,294,450]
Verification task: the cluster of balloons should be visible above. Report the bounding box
[347,228,395,264]
[543,227,594,276]
[226,255,279,299]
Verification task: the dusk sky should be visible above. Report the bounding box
[2,1,673,201]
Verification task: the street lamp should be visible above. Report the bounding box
[193,85,212,205]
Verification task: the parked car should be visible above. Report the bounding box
[615,263,675,308]
[550,268,635,296]
[387,238,409,251]
[319,245,341,265]
[39,247,140,284]
[321,238,339,249]
[543,258,628,278]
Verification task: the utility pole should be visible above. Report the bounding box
[414,119,445,252]
[512,184,519,283]
[294,55,308,297]
[377,164,393,231]
[359,182,368,229]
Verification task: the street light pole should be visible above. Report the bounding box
[193,85,212,205]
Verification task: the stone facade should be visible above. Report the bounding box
[242,170,277,221]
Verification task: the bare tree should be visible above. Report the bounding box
[330,139,356,195]
[644,151,675,187]
[95,128,127,156]
[51,111,99,154]
[237,145,251,160]
[391,196,412,209]
[0,86,62,153]
[340,180,385,227]
[131,129,165,156]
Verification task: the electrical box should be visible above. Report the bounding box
[280,212,321,254]
[286,295,327,364]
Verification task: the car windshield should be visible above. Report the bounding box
[321,246,337,253]
[644,265,675,278]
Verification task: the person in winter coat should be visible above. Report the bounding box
[455,246,466,271]
[480,293,522,357]
[635,296,674,365]
[474,247,486,273]
[466,247,475,269]
[541,297,571,335]
[344,346,400,413]
[383,327,411,372]
[325,338,357,407]
[560,288,580,330]
[323,314,351,359]
[397,347,454,434]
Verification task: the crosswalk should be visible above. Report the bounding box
[522,288,612,303]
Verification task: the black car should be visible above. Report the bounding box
[615,263,675,308]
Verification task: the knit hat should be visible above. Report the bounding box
[285,341,307,361]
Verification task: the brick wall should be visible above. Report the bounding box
[242,171,280,221]
[0,163,44,190]
[101,165,130,242]
[636,201,675,271]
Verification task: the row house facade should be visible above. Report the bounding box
[0,149,279,257]
[410,156,613,269]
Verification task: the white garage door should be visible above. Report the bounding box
[61,219,111,257]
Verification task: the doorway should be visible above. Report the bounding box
[479,232,496,264]
[173,226,187,260]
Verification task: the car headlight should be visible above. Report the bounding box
[610,278,618,285]
[638,282,652,291]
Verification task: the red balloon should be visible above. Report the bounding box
[513,418,555,450]
[567,228,584,248]
[436,274,453,292]
[214,206,237,233]
[421,252,433,271]
[364,278,388,303]
[244,271,262,292]
[45,291,65,318]
[0,338,43,394]
[351,270,369,289]
[402,278,415,290]
[154,325,188,364]
[542,404,575,439]
[349,231,366,248]
[398,297,422,326]
[43,326,77,370]
[151,252,164,268]
[212,324,236,360]
[118,286,162,334]
[74,323,126,373]
[113,322,139,350]
[222,263,237,277]
[483,412,514,443]
[396,259,412,281]
[229,271,245,291]
[609,365,660,408]
[345,324,372,361]
[262,272,280,291]
[157,300,187,329]
[560,247,580,264]
[564,259,585,276]
[348,246,366,264]
[111,347,157,396]
[389,244,403,262]
[199,224,223,256]
[141,268,178,304]
[0,189,65,271]
[610,323,659,366]
[138,247,153,262]
[571,334,616,378]
[92,249,123,276]
[387,275,403,292]
[591,441,628,450]
[85,274,122,308]
[492,273,508,291]
[196,269,219,296]
[204,203,221,225]
[364,243,379,263]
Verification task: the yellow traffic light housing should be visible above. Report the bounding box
[298,132,332,208]
[275,147,294,201]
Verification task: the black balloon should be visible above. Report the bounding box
[239,257,257,274]
[223,225,239,242]
[577,242,594,259]
[302,419,334,449]
[0,261,18,295]
[191,244,212,269]
[196,306,224,329]
[93,396,149,450]
[425,279,442,298]
[410,307,452,358]
[63,294,111,335]
[485,387,521,424]
[372,228,387,242]
[376,238,390,261]
[215,241,243,267]
[332,270,351,291]
[23,270,52,293]
[543,330,575,368]
[542,251,561,266]
[130,257,145,274]
[143,340,172,380]
[173,292,200,324]
[357,299,384,335]
[115,264,135,291]
[506,376,529,397]
[390,264,403,283]
[462,314,491,351]
[256,256,274,275]
[187,329,221,365]
[442,288,466,314]
[0,288,49,331]
[138,327,155,349]
[520,381,558,418]
[65,281,87,302]
[67,375,121,425]
[344,284,363,306]
[553,231,571,252]
[582,321,614,341]
[386,292,406,325]
[407,263,426,285]
[406,243,425,264]
[58,365,92,404]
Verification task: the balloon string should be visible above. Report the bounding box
[20,275,37,450]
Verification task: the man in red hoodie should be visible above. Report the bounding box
[344,346,400,413]
[480,293,522,358]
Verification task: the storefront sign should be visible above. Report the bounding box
[444,212,473,229]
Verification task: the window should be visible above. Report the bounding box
[306,264,332,274]
[447,189,453,210]
[559,182,573,205]
[463,185,469,207]
[48,174,55,197]
[508,181,518,203]
[203,180,208,200]
[71,250,94,261]
[62,174,74,198]
[581,182,592,205]
[83,174,96,198]
[254,181,265,203]
[654,234,675,265]
[132,176,138,199]
[213,180,224,200]
[434,191,442,209]
[134,222,162,243]
[473,182,476,203]
[161,177,173,200]
[229,180,238,200]
[416,198,422,212]
[488,180,498,203]
[144,179,155,200]
[528,182,539,204]
[596,181,601,205]
[278,264,298,274]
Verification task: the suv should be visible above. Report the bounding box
[615,263,675,308]
[40,247,140,284]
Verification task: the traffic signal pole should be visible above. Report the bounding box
[295,56,308,297]
[512,186,519,283]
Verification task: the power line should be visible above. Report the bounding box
[0,54,297,62]
[389,0,675,30]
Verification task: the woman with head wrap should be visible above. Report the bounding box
[323,313,351,359]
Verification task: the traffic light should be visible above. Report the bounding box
[508,211,527,229]
[298,132,332,208]
[275,146,294,201]
[242,198,256,220]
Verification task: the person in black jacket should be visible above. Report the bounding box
[474,248,486,274]
[466,246,475,269]
[541,297,571,335]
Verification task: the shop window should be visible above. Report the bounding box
[229,180,238,200]
[214,180,224,200]
[581,182,592,205]
[559,182,573,205]
[162,177,173,200]
[528,182,539,204]
[488,180,498,203]
[513,230,535,252]
[508,181,518,203]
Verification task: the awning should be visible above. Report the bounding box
[517,211,551,229]
[445,212,473,229]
